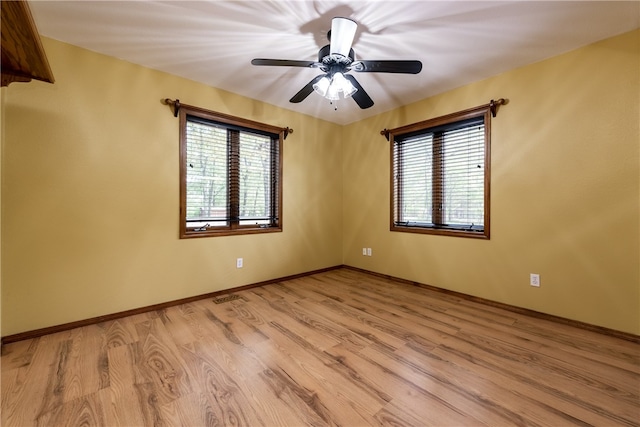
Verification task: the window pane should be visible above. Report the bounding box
[186,121,228,227]
[397,135,433,223]
[443,125,484,227]
[239,132,273,225]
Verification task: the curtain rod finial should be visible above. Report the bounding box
[163,98,180,117]
[490,98,507,117]
[380,128,390,141]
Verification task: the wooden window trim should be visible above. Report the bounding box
[179,105,283,238]
[389,104,492,239]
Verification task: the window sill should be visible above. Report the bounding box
[180,226,282,239]
[390,225,489,239]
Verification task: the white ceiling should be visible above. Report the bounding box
[29,1,639,125]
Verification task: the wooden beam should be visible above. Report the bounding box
[1,0,54,86]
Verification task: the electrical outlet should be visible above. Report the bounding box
[362,248,367,256]
[530,273,540,287]
[366,248,372,256]
[236,258,243,268]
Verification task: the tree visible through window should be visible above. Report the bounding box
[179,105,282,238]
[390,104,492,238]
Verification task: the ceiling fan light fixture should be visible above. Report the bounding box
[314,72,357,101]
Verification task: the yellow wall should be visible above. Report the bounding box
[1,38,343,336]
[2,30,639,337]
[343,30,640,335]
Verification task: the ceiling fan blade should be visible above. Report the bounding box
[344,75,374,109]
[330,17,357,57]
[352,60,423,74]
[290,75,325,103]
[252,59,320,68]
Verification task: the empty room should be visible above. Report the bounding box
[1,1,639,425]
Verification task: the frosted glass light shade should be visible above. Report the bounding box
[312,76,331,97]
[326,81,340,100]
[333,72,357,98]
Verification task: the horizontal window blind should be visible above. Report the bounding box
[394,117,485,232]
[186,121,228,227]
[394,134,434,225]
[238,132,278,225]
[442,123,485,229]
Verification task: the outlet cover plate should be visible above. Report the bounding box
[530,273,540,287]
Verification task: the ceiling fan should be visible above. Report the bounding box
[251,17,422,109]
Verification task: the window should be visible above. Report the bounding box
[390,104,491,238]
[179,105,283,238]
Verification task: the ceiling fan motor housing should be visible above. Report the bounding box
[318,44,355,74]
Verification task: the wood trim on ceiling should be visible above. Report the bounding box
[1,0,55,87]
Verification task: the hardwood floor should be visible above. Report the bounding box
[2,268,639,426]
